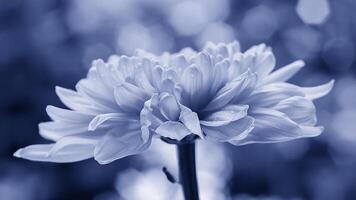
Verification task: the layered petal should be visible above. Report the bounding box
[202,116,254,143]
[14,135,98,163]
[245,82,305,107]
[232,108,323,145]
[39,121,89,141]
[114,82,150,113]
[200,105,249,127]
[273,96,317,126]
[203,70,257,111]
[94,126,151,164]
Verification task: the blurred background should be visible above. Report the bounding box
[1,0,355,199]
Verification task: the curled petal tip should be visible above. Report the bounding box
[302,79,334,100]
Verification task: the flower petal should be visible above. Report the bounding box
[155,121,192,141]
[200,105,249,127]
[76,79,118,112]
[179,105,203,138]
[94,126,151,164]
[245,44,276,79]
[46,105,93,123]
[55,86,99,114]
[210,59,230,94]
[88,113,137,131]
[181,66,204,109]
[273,96,317,126]
[114,82,150,113]
[49,135,99,157]
[204,70,257,111]
[261,60,305,85]
[232,108,322,145]
[39,121,89,141]
[300,80,334,100]
[158,93,181,121]
[202,116,254,142]
[245,83,305,107]
[14,139,95,163]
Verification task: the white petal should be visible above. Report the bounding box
[273,96,317,126]
[49,135,99,156]
[55,86,98,114]
[76,79,118,112]
[155,121,192,141]
[39,121,89,141]
[233,108,321,145]
[181,66,204,109]
[114,82,150,113]
[245,44,276,79]
[202,116,254,142]
[261,60,305,85]
[210,59,229,94]
[94,127,151,164]
[179,105,204,138]
[14,144,53,160]
[246,83,305,107]
[158,93,180,121]
[134,68,156,93]
[200,105,249,127]
[14,142,94,163]
[300,80,334,100]
[46,105,93,123]
[88,113,137,131]
[194,52,213,86]
[93,59,119,87]
[204,70,257,111]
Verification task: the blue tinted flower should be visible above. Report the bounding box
[138,42,334,145]
[14,41,333,164]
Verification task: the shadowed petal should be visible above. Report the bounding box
[181,66,204,109]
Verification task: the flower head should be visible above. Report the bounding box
[14,41,334,164]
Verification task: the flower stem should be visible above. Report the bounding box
[177,141,199,200]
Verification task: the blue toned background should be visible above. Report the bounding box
[0,0,355,199]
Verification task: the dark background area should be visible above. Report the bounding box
[1,0,355,199]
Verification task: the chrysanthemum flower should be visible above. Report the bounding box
[14,41,333,164]
[138,42,333,145]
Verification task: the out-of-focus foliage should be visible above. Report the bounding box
[1,0,355,199]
